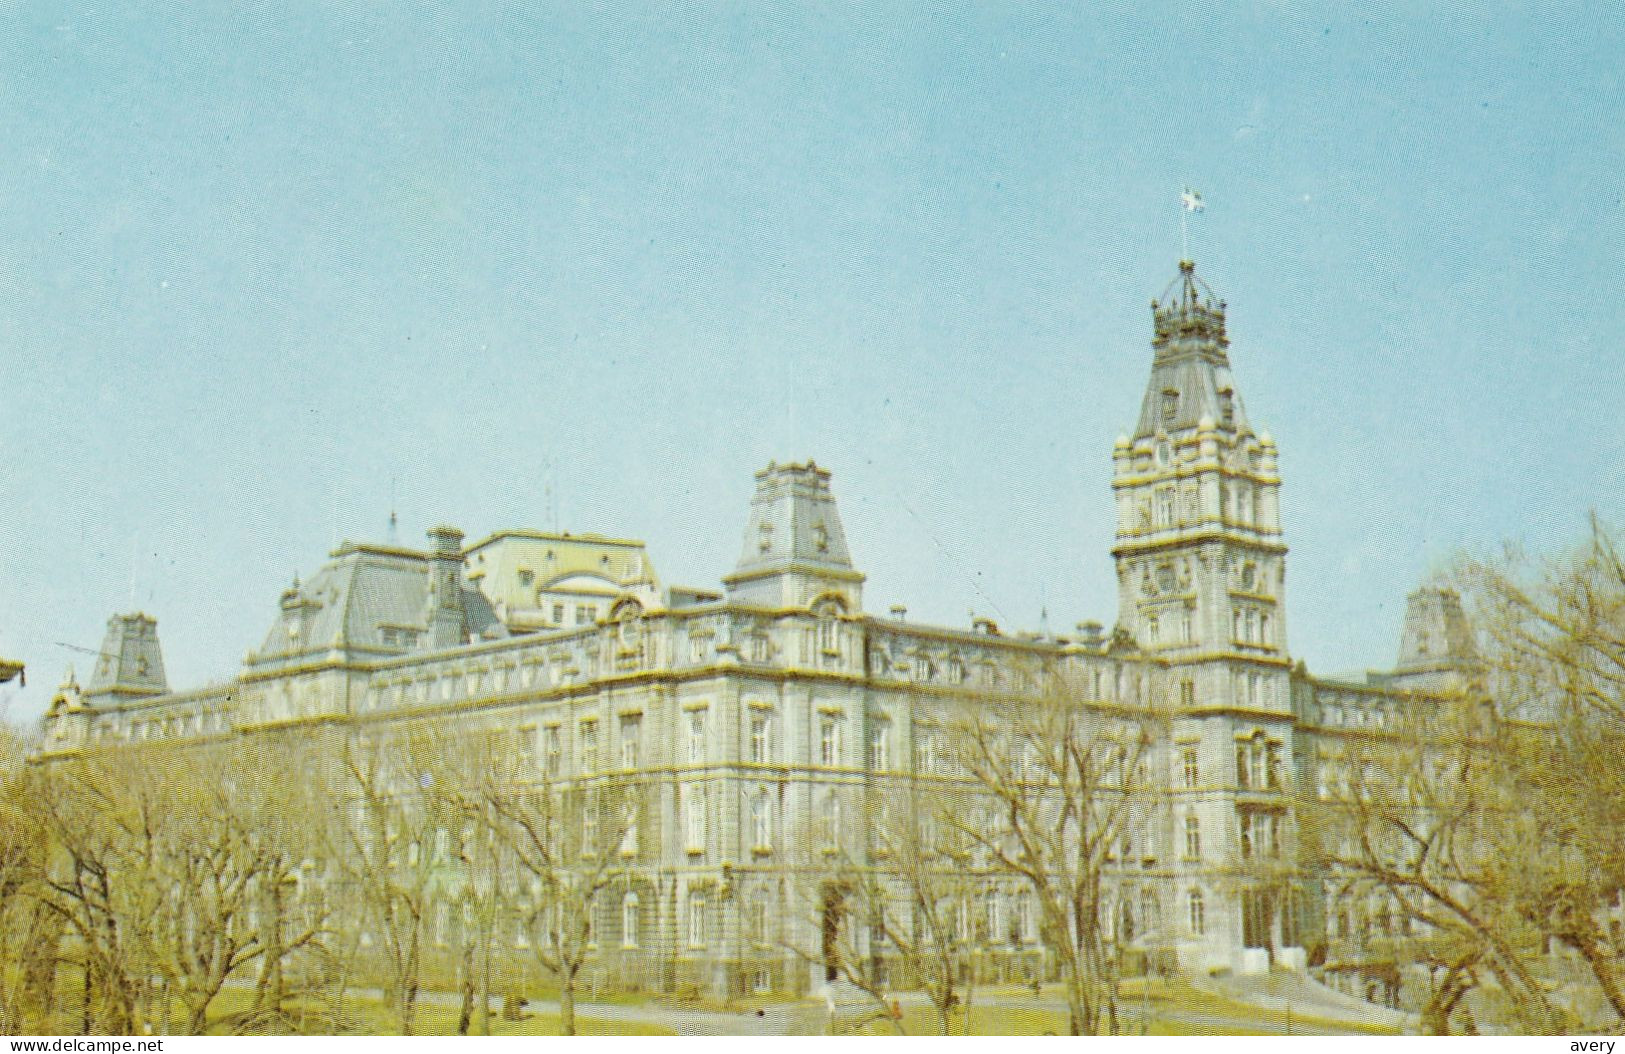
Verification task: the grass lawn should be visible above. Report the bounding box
[34,985,674,1037]
[849,979,1400,1037]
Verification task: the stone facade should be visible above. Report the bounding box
[38,262,1475,994]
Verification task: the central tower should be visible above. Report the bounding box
[1111,262,1290,714]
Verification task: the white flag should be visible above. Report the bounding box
[1181,188,1205,212]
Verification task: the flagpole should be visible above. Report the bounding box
[1180,195,1189,264]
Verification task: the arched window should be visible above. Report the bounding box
[1184,813,1201,859]
[622,892,640,948]
[1189,888,1205,936]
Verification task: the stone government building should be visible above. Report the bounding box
[38,262,1476,997]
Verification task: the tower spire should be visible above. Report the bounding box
[1111,261,1289,709]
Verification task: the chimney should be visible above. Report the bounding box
[424,526,469,649]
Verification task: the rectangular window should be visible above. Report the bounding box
[1241,888,1274,949]
[819,717,840,767]
[751,793,771,849]
[1239,810,1279,860]
[579,719,598,773]
[1184,813,1201,858]
[688,892,707,948]
[553,603,565,624]
[915,731,936,775]
[620,803,639,857]
[684,789,705,853]
[434,902,450,947]
[821,792,841,848]
[1180,679,1195,707]
[687,710,706,764]
[868,724,888,771]
[1182,747,1199,789]
[544,726,562,779]
[749,715,769,763]
[748,898,768,948]
[620,715,641,769]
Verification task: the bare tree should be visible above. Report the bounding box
[944,673,1165,1036]
[1298,694,1558,1033]
[786,778,983,1034]
[443,728,631,1036]
[1458,517,1625,1027]
[1299,519,1625,1034]
[331,735,437,1035]
[0,724,53,1035]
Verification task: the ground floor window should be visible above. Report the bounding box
[1280,888,1303,947]
[1241,888,1275,949]
[688,891,707,948]
[623,892,640,948]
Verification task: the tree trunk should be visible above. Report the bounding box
[1574,934,1625,1025]
[478,911,493,1035]
[457,941,475,1035]
[559,964,577,1036]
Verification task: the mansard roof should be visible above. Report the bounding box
[250,541,500,666]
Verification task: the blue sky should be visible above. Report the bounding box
[2,2,1622,722]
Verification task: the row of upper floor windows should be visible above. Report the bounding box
[1138,480,1271,532]
[1317,697,1400,730]
[83,708,229,744]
